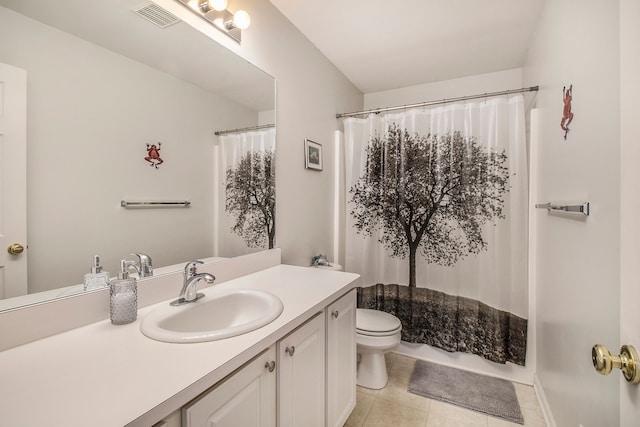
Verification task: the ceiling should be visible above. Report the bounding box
[269,0,545,94]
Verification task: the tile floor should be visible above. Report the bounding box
[345,353,547,427]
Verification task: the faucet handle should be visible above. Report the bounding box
[130,253,153,277]
[184,260,204,278]
[123,260,141,275]
[131,252,150,262]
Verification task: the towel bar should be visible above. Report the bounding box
[535,202,589,216]
[121,200,191,208]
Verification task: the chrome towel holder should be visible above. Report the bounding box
[121,200,191,208]
[535,202,590,216]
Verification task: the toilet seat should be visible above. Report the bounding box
[356,309,402,336]
[356,326,402,337]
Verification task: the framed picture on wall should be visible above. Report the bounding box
[304,139,323,171]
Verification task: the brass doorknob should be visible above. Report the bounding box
[592,344,640,384]
[7,243,24,255]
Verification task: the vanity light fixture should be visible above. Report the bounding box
[178,0,250,43]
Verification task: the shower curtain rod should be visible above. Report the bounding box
[336,86,539,119]
[214,123,275,136]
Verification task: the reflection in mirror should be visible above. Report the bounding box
[0,0,276,311]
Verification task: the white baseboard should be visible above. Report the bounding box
[533,373,557,427]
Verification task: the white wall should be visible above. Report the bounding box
[360,69,537,385]
[364,68,524,110]
[0,7,258,292]
[523,1,621,426]
[258,109,275,125]
[153,0,363,268]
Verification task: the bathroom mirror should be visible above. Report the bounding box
[0,0,276,310]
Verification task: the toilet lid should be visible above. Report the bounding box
[356,308,402,333]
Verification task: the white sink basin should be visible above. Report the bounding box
[140,288,284,343]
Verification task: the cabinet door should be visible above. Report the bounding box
[278,312,326,427]
[183,346,276,427]
[326,289,357,427]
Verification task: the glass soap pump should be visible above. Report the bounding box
[110,260,138,325]
[83,255,110,291]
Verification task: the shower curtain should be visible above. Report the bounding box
[344,96,528,365]
[218,128,276,255]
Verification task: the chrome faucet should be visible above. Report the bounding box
[170,260,215,306]
[125,253,153,278]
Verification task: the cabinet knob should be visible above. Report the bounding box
[264,360,276,373]
[331,310,339,318]
[285,346,295,356]
[592,344,640,384]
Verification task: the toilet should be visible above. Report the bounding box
[356,308,402,389]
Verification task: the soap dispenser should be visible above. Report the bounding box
[110,260,138,325]
[83,255,110,291]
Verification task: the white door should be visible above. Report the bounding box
[0,63,27,299]
[182,347,277,427]
[326,290,356,427]
[278,312,326,427]
[619,1,640,424]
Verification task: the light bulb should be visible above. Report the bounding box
[208,0,228,11]
[213,17,225,28]
[232,10,251,30]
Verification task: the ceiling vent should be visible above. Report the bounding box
[132,2,181,29]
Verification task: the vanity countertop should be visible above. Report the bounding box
[0,264,359,427]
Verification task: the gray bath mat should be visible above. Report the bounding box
[408,360,524,424]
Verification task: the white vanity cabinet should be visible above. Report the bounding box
[326,289,357,427]
[277,312,326,427]
[160,291,357,427]
[182,347,277,427]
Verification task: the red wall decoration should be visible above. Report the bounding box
[560,85,574,140]
[145,142,164,169]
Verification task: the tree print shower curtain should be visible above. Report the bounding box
[218,128,276,256]
[344,96,528,365]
